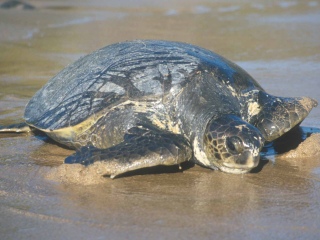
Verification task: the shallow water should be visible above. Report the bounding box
[0,0,320,239]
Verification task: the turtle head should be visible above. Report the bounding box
[203,115,264,174]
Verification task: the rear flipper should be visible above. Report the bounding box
[0,122,31,133]
[65,126,193,178]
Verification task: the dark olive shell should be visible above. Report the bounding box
[24,40,262,130]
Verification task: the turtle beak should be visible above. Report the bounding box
[219,150,260,174]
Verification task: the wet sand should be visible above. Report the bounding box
[1,0,320,239]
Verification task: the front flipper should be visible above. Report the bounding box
[246,91,318,142]
[65,127,192,178]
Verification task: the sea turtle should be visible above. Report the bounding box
[0,40,317,178]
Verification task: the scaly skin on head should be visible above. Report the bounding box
[203,115,264,174]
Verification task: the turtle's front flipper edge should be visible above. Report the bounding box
[65,127,193,178]
[0,122,31,133]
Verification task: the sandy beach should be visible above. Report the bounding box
[1,0,320,239]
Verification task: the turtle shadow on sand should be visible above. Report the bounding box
[241,126,320,175]
[261,126,320,156]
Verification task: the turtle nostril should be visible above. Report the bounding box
[226,136,244,154]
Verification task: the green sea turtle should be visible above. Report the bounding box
[0,40,317,178]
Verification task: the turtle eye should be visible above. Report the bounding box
[226,136,244,154]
